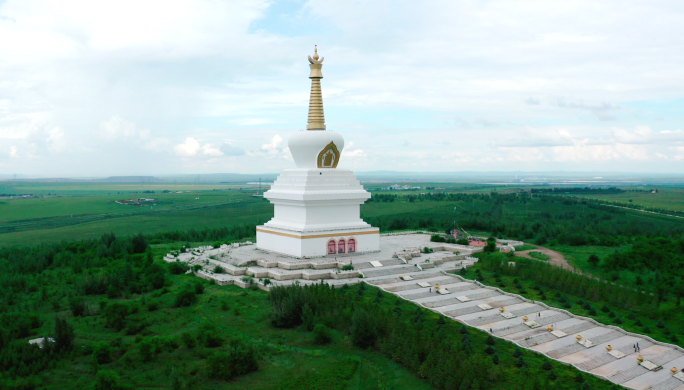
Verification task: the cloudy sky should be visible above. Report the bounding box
[1,0,683,177]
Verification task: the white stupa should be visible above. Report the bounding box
[256,47,380,258]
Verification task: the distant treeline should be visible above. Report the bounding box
[364,192,684,245]
[530,187,625,194]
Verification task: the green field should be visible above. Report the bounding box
[572,186,684,212]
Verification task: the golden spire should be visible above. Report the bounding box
[307,45,325,130]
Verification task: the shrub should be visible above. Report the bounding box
[485,335,496,345]
[614,317,623,324]
[103,302,129,331]
[341,264,354,271]
[174,287,197,307]
[541,361,552,371]
[91,343,112,365]
[197,324,224,348]
[213,265,225,274]
[68,296,86,317]
[181,332,195,349]
[139,338,156,361]
[512,348,522,358]
[492,354,499,365]
[205,339,258,380]
[588,254,600,266]
[430,234,446,243]
[194,282,205,295]
[515,356,525,368]
[484,346,495,355]
[168,261,189,275]
[147,301,159,312]
[93,370,123,390]
[456,238,470,245]
[656,319,665,328]
[548,369,557,381]
[350,309,379,348]
[53,317,75,353]
[313,324,332,345]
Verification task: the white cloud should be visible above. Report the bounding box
[9,146,19,158]
[341,141,365,158]
[219,142,245,156]
[46,126,66,151]
[174,137,201,157]
[100,116,150,141]
[261,134,283,154]
[201,144,223,157]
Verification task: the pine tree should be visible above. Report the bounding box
[548,369,557,381]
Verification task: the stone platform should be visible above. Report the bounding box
[163,233,481,289]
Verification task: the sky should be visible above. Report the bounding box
[1,0,683,177]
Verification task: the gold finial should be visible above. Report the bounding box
[306,46,325,130]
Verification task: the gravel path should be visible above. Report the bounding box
[515,246,575,271]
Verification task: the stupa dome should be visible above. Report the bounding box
[289,130,344,169]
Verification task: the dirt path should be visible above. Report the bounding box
[515,246,575,272]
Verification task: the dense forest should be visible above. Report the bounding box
[364,192,684,245]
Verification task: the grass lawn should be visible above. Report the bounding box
[527,251,549,261]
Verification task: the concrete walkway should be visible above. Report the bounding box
[373,274,684,390]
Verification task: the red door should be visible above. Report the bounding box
[327,240,336,254]
[348,238,356,252]
[338,239,346,253]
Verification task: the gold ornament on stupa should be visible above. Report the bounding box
[547,325,553,332]
[499,307,505,313]
[576,335,583,341]
[606,345,612,351]
[671,367,678,375]
[637,355,644,362]
[522,316,529,322]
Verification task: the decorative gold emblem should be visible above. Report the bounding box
[317,141,340,168]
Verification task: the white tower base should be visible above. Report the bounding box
[256,168,379,258]
[256,226,379,258]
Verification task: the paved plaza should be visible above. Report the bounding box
[164,233,684,390]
